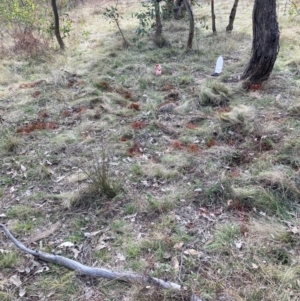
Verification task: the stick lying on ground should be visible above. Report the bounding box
[0,223,202,301]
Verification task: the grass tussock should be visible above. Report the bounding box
[276,137,300,168]
[0,251,18,268]
[2,133,23,153]
[288,103,300,116]
[205,222,240,251]
[217,105,257,143]
[199,80,231,106]
[232,186,291,216]
[72,152,117,208]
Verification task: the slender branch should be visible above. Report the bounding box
[0,224,202,301]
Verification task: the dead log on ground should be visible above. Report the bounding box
[0,223,202,301]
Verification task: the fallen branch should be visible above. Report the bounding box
[0,224,202,301]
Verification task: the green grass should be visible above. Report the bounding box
[0,292,12,301]
[205,223,240,251]
[7,205,36,219]
[0,1,300,301]
[0,251,18,268]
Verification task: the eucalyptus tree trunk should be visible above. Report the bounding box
[211,0,217,35]
[226,0,239,32]
[51,0,65,50]
[154,0,162,38]
[183,0,194,49]
[241,0,279,86]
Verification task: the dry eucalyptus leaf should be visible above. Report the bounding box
[25,266,31,274]
[184,249,202,256]
[52,176,65,183]
[163,252,171,259]
[67,172,88,183]
[100,234,115,241]
[71,248,80,259]
[116,253,126,261]
[19,287,26,297]
[173,242,184,250]
[84,230,102,238]
[172,257,179,272]
[235,241,243,249]
[95,242,108,251]
[47,292,55,298]
[0,278,8,290]
[16,268,25,273]
[9,275,22,287]
[57,242,74,248]
[287,226,300,235]
[34,266,49,274]
[124,213,137,219]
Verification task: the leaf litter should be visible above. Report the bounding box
[1,2,300,301]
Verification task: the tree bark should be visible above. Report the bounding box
[155,0,162,38]
[226,0,239,32]
[51,0,65,50]
[211,0,217,35]
[241,0,279,86]
[183,0,194,49]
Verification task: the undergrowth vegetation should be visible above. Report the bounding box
[0,1,300,301]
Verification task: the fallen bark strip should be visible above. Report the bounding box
[0,224,202,301]
[28,222,61,244]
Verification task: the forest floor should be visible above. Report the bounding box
[1,1,300,300]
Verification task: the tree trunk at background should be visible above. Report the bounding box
[211,0,217,35]
[51,0,65,50]
[226,0,239,32]
[155,0,162,38]
[175,0,185,19]
[183,0,194,49]
[241,0,279,86]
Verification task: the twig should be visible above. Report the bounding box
[178,249,184,284]
[0,224,202,301]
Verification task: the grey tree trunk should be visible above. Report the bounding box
[51,0,65,50]
[183,0,194,49]
[226,0,239,33]
[155,0,162,38]
[241,0,279,87]
[211,0,217,35]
